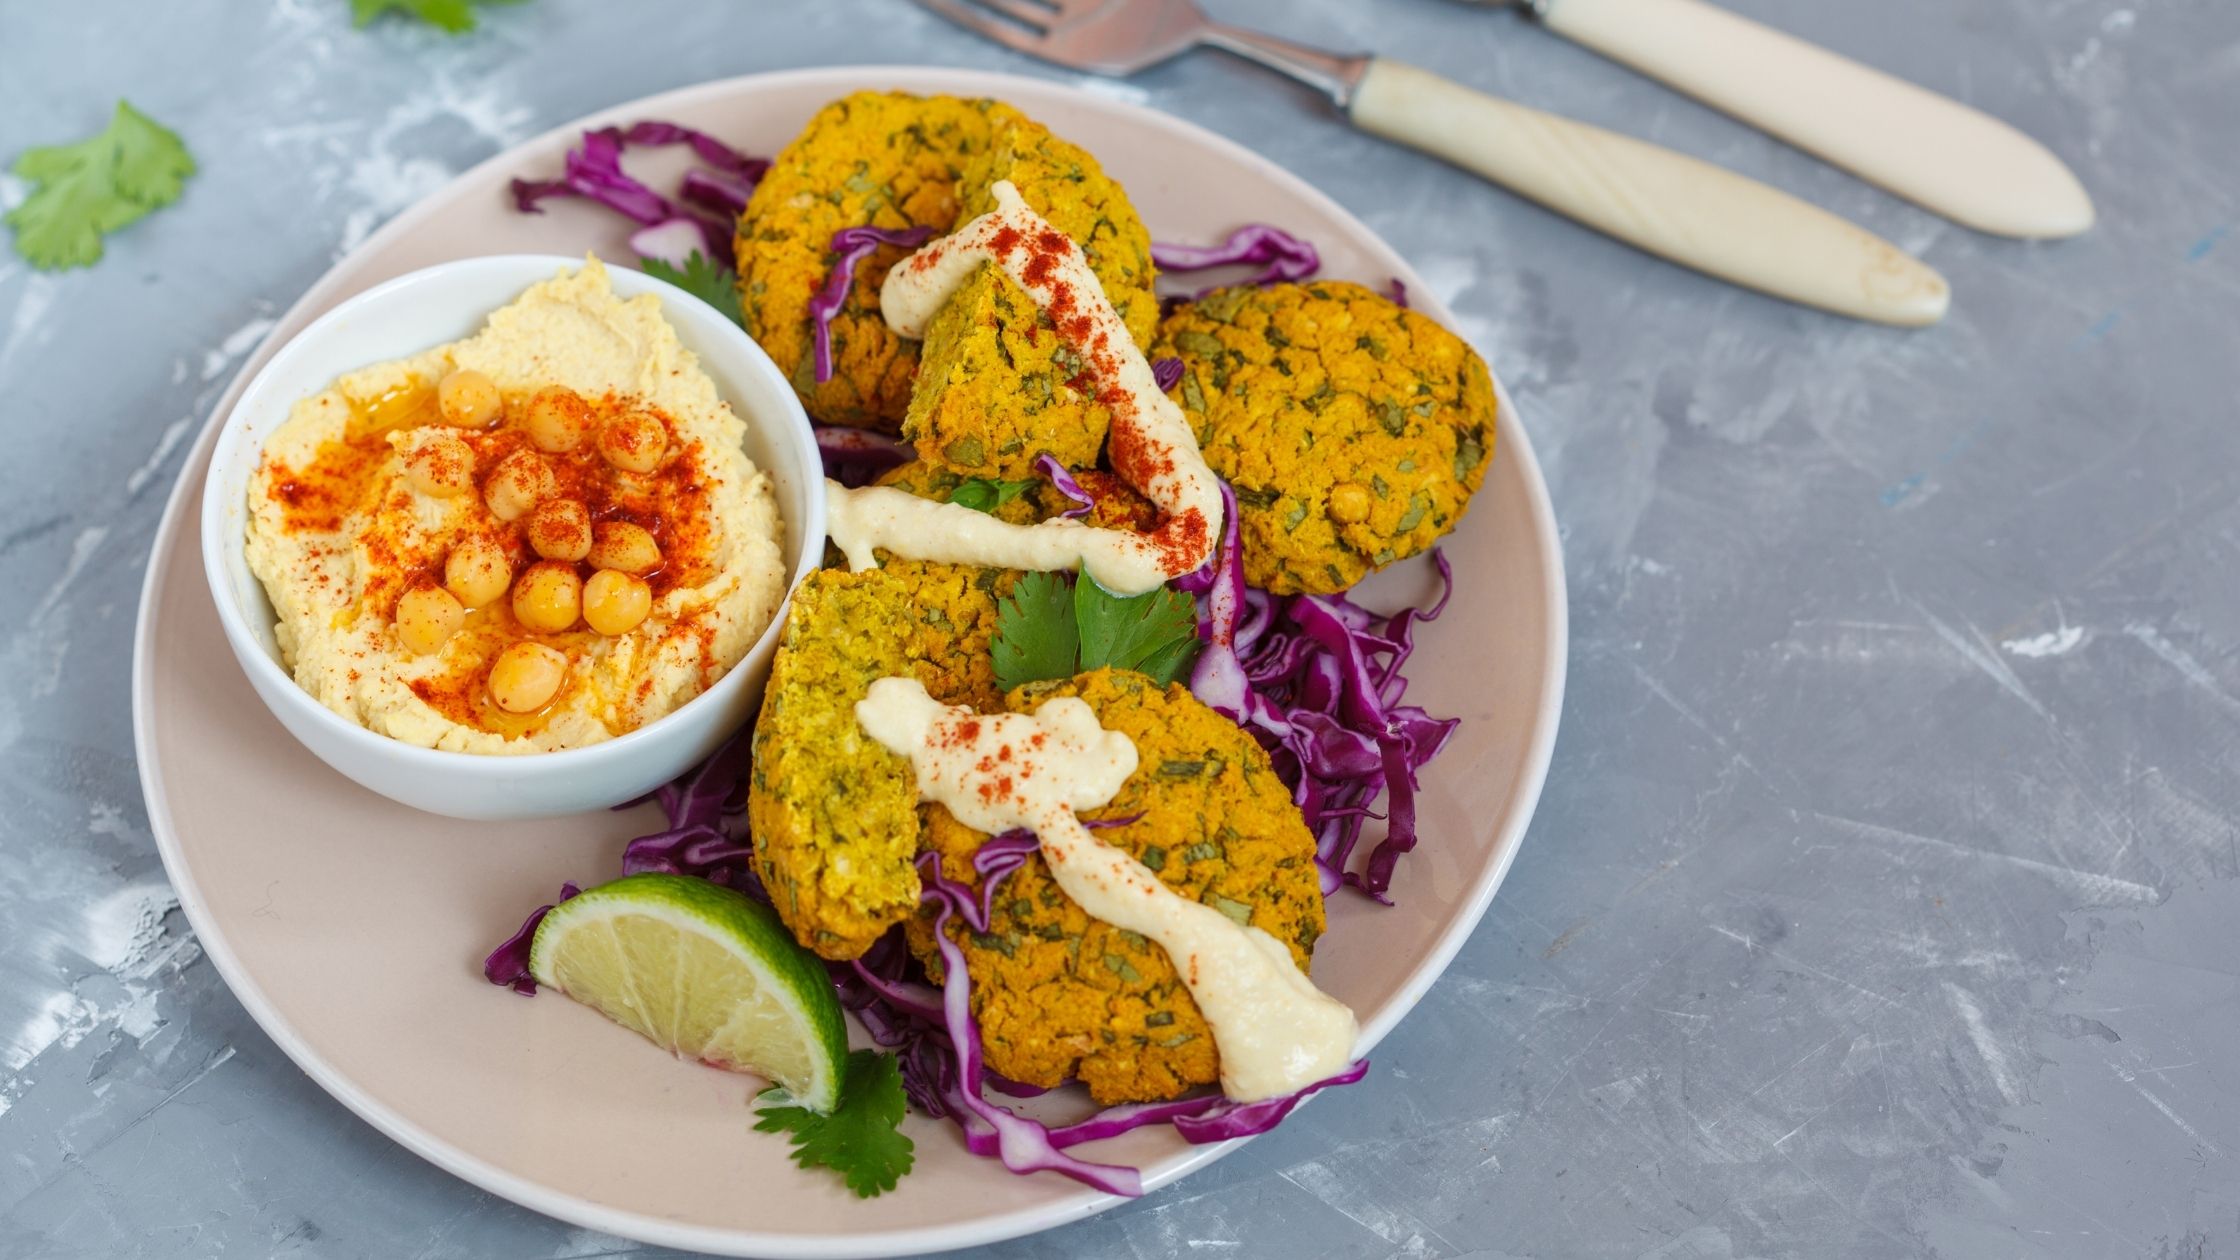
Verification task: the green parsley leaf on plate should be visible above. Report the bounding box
[753,1049,916,1198]
[7,101,195,271]
[993,571,1079,692]
[947,478,1037,514]
[992,571,1202,691]
[1074,574,1201,686]
[640,253,745,328]
[350,0,527,34]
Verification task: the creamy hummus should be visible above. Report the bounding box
[244,257,786,754]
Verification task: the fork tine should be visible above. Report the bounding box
[910,0,1053,51]
[963,0,1067,29]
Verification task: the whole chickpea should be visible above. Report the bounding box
[394,585,463,655]
[488,642,568,714]
[403,431,476,498]
[1326,483,1371,525]
[523,386,594,454]
[596,411,668,474]
[585,521,662,575]
[511,560,582,634]
[443,535,512,609]
[526,499,592,562]
[484,449,556,522]
[582,569,653,636]
[436,368,502,428]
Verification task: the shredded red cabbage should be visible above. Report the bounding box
[608,121,767,179]
[814,423,915,488]
[681,166,757,217]
[481,882,581,995]
[1388,277,1409,308]
[1152,356,1184,393]
[810,225,937,384]
[1187,483,1459,900]
[509,121,767,270]
[1033,453,1096,519]
[1151,225,1321,297]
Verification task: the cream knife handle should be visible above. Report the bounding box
[1347,58,1949,327]
[1539,0,2094,239]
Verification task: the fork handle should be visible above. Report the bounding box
[1347,58,1949,327]
[1538,0,2093,239]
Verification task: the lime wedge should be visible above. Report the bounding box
[530,873,847,1113]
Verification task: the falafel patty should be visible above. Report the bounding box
[748,559,1014,960]
[909,668,1327,1105]
[738,98,1158,443]
[904,121,1161,481]
[875,460,1160,533]
[738,91,1024,431]
[1154,281,1496,595]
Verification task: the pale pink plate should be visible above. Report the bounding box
[132,67,1566,1258]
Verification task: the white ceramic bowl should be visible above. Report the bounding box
[198,254,825,820]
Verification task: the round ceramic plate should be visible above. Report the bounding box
[132,66,1566,1259]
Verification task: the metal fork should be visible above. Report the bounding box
[911,0,1950,327]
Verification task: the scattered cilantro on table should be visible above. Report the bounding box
[753,1050,916,1198]
[640,253,745,328]
[350,0,528,34]
[993,571,1202,691]
[6,101,194,272]
[947,478,1036,514]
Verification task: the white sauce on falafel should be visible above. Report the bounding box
[824,180,1223,597]
[856,676,1359,1103]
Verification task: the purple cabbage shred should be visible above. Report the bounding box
[509,120,768,270]
[1188,483,1459,900]
[1151,225,1321,297]
[810,225,937,384]
[813,423,916,488]
[1033,453,1097,520]
[1151,356,1184,393]
[481,882,582,996]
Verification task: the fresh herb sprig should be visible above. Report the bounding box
[947,478,1037,514]
[993,571,1201,691]
[753,1050,916,1198]
[6,102,194,271]
[641,252,746,329]
[351,0,528,34]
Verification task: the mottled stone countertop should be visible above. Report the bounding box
[3,1,2235,1256]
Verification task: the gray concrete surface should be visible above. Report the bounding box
[3,0,2237,1256]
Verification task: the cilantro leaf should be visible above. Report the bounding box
[948,478,1036,514]
[993,571,1078,692]
[640,253,745,328]
[1074,574,1202,686]
[7,101,195,271]
[753,1050,915,1198]
[992,571,1202,691]
[350,0,527,33]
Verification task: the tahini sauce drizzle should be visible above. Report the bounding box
[823,180,1223,597]
[856,677,1359,1102]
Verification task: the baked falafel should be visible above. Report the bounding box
[1154,281,1496,595]
[747,559,1014,960]
[902,121,1161,480]
[737,91,1024,431]
[908,668,1327,1104]
[738,98,1159,445]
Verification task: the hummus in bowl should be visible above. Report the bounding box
[201,255,824,818]
[245,259,784,753]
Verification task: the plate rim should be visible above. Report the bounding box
[131,63,1569,1259]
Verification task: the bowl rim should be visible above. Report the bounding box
[137,64,1568,1259]
[195,251,828,771]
